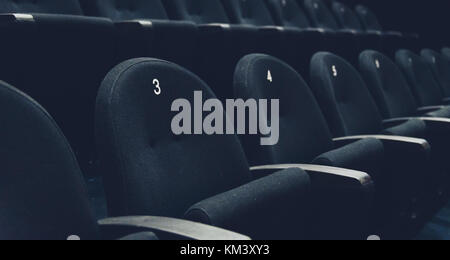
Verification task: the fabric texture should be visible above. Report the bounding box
[80,0,168,20]
[383,119,427,138]
[0,0,83,14]
[355,4,383,31]
[331,1,364,31]
[395,49,445,107]
[310,52,384,137]
[421,49,450,98]
[265,0,311,28]
[0,80,98,240]
[233,54,335,166]
[96,58,252,218]
[314,138,385,178]
[221,0,275,26]
[186,168,313,240]
[163,0,230,24]
[359,50,418,119]
[303,0,339,30]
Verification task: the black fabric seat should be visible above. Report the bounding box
[263,0,326,78]
[0,1,117,177]
[0,79,252,241]
[330,1,382,51]
[421,49,450,100]
[80,0,198,71]
[301,0,362,64]
[354,4,419,54]
[310,52,441,238]
[0,0,84,14]
[232,54,390,239]
[233,53,429,238]
[162,0,259,100]
[395,49,450,109]
[442,47,450,61]
[359,50,450,199]
[95,57,317,240]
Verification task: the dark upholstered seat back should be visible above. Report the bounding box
[163,0,230,24]
[396,49,444,107]
[221,0,275,26]
[80,0,169,20]
[359,50,418,119]
[0,0,83,15]
[0,81,98,240]
[234,54,334,166]
[96,58,251,217]
[310,52,384,137]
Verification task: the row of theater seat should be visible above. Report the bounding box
[0,0,419,178]
[0,0,449,240]
[4,47,450,240]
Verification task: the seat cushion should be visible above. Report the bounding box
[427,106,450,118]
[313,138,385,176]
[383,119,427,138]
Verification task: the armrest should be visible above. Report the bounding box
[0,13,35,24]
[259,25,285,33]
[383,117,450,130]
[98,216,250,240]
[333,135,431,161]
[250,164,372,187]
[185,168,313,239]
[250,165,373,239]
[417,105,446,114]
[198,23,231,32]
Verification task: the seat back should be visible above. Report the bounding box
[303,0,339,30]
[234,54,334,166]
[265,0,311,28]
[310,52,384,137]
[0,0,83,15]
[358,50,418,119]
[331,1,364,31]
[96,58,251,217]
[442,47,450,60]
[0,12,116,177]
[163,0,230,24]
[355,5,383,31]
[79,0,169,20]
[0,81,98,240]
[221,0,275,26]
[395,49,444,107]
[421,49,450,98]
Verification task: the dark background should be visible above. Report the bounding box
[331,0,450,49]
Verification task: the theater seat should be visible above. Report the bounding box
[263,0,325,77]
[95,58,320,239]
[233,53,426,239]
[0,1,117,176]
[302,0,361,63]
[358,49,450,199]
[0,0,84,14]
[310,52,441,238]
[162,0,259,100]
[330,1,382,51]
[0,80,248,241]
[80,0,198,70]
[421,49,450,99]
[354,5,419,54]
[395,50,450,109]
[442,47,450,60]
